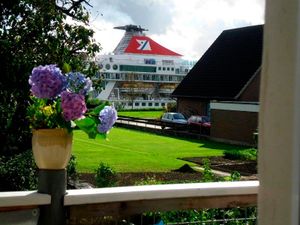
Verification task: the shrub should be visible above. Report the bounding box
[201,158,215,182]
[224,148,257,161]
[0,150,37,191]
[95,162,117,187]
[0,151,78,191]
[67,154,79,182]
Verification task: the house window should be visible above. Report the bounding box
[135,102,139,106]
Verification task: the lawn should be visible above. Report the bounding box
[73,127,251,173]
[117,110,164,119]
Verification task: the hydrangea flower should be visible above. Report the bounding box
[66,72,93,96]
[29,64,66,98]
[98,106,118,133]
[61,91,87,121]
[27,64,117,138]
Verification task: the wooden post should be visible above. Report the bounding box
[259,0,300,224]
[37,169,67,225]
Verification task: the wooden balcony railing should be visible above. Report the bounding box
[0,181,258,225]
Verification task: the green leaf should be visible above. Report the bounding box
[62,62,72,73]
[74,117,98,139]
[89,103,106,116]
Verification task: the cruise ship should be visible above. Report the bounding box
[96,25,193,109]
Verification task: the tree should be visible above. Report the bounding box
[0,0,100,156]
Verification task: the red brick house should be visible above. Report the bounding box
[172,25,263,145]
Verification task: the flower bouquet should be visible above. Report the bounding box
[26,64,117,169]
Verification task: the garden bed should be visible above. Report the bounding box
[77,157,257,188]
[78,171,203,187]
[182,156,257,176]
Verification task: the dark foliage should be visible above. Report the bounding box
[0,0,100,156]
[0,150,37,191]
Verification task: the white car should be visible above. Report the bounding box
[161,112,188,129]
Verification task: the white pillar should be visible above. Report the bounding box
[259,0,300,224]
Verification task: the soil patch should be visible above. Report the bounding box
[79,171,203,187]
[182,156,257,176]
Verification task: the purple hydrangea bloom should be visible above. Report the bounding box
[61,91,87,121]
[29,65,66,98]
[66,72,93,95]
[97,106,118,133]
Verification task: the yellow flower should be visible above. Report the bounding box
[42,106,54,117]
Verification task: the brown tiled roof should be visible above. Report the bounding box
[172,25,263,100]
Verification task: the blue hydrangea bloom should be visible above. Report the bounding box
[29,65,67,98]
[97,106,118,133]
[66,72,93,95]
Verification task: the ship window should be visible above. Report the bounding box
[105,64,111,70]
[99,64,103,69]
[144,59,156,65]
[113,64,118,70]
[158,67,161,70]
[162,60,174,65]
[120,65,156,73]
[163,67,166,71]
[167,67,170,71]
[171,68,174,71]
[175,68,180,74]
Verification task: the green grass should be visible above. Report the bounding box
[73,127,251,173]
[118,110,164,119]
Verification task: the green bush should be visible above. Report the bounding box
[67,154,79,182]
[0,150,37,191]
[94,162,117,187]
[224,148,257,161]
[201,158,215,182]
[0,151,79,191]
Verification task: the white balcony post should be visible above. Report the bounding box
[259,0,300,224]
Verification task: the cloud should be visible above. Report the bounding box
[89,0,174,34]
[87,0,265,59]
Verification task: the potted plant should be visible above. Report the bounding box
[27,64,117,169]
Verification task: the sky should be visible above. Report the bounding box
[87,0,265,60]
